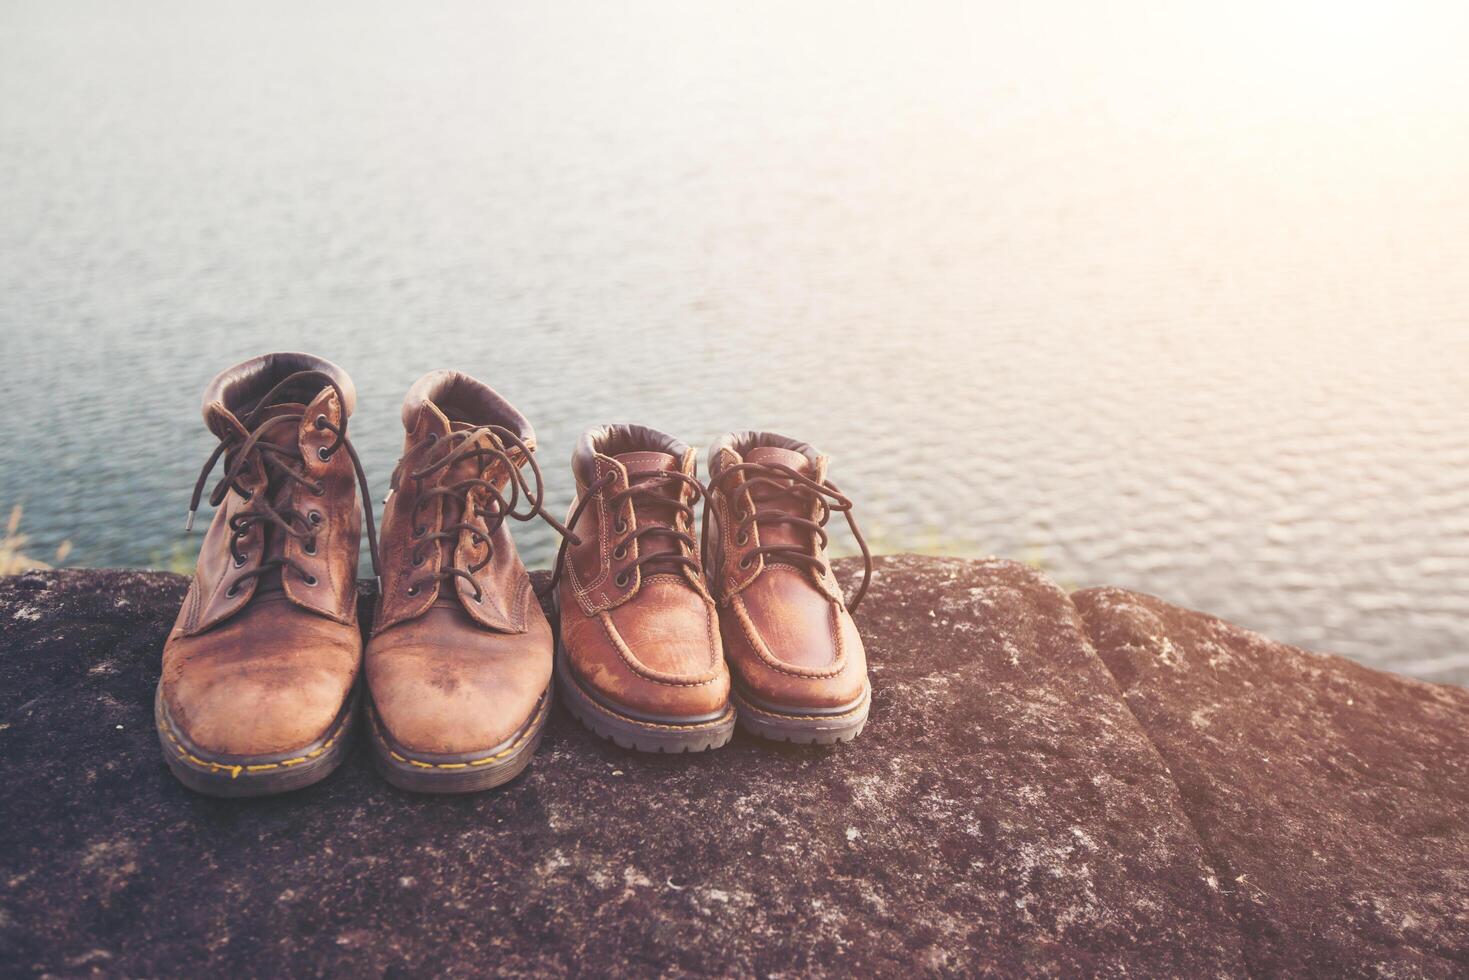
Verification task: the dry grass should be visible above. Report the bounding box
[0,504,72,575]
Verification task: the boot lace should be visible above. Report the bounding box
[543,468,706,596]
[704,460,873,611]
[185,371,381,595]
[394,426,575,603]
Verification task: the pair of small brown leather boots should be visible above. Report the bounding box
[157,353,872,797]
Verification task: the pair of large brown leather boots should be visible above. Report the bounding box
[158,354,871,797]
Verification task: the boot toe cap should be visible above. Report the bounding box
[723,595,869,712]
[563,602,731,721]
[370,666,549,756]
[164,666,353,758]
[367,623,553,756]
[159,598,362,758]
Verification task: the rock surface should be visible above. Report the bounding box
[0,557,1464,977]
[1074,587,1469,977]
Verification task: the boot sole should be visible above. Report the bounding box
[731,682,871,745]
[155,684,357,798]
[555,641,735,753]
[366,686,551,794]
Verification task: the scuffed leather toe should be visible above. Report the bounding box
[367,605,553,755]
[161,597,360,757]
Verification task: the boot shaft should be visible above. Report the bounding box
[178,352,364,635]
[559,424,709,614]
[704,431,847,608]
[374,370,541,635]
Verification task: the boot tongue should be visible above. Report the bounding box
[613,451,683,572]
[246,402,309,594]
[447,421,504,486]
[742,446,817,557]
[436,422,513,570]
[251,402,308,450]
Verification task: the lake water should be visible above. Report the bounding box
[3,1,1467,682]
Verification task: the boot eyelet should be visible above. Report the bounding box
[232,555,246,568]
[736,532,749,546]
[315,414,329,430]
[317,446,331,461]
[471,593,484,605]
[308,511,323,525]
[413,525,426,538]
[225,584,240,598]
[406,585,419,597]
[312,482,325,496]
[739,556,753,569]
[614,518,628,534]
[304,540,317,556]
[412,552,425,567]
[614,572,630,588]
[612,545,627,560]
[302,574,318,586]
[239,489,253,502]
[426,433,438,446]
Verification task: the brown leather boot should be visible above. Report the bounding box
[158,353,379,797]
[365,372,567,792]
[551,425,734,753]
[705,432,874,744]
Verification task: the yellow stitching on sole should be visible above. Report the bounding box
[368,692,549,771]
[158,706,345,778]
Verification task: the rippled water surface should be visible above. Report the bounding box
[3,2,1467,681]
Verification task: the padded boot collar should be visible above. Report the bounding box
[401,370,534,447]
[573,424,689,486]
[706,430,820,478]
[202,352,355,440]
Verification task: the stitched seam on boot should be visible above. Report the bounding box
[638,573,719,658]
[718,484,763,595]
[567,465,617,612]
[732,593,846,679]
[597,611,720,687]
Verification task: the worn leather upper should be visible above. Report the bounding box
[366,371,552,755]
[373,390,536,636]
[162,595,360,754]
[162,352,363,756]
[558,427,730,719]
[366,604,552,753]
[706,435,868,709]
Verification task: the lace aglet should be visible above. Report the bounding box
[383,489,394,505]
[184,509,196,532]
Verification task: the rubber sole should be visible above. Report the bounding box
[732,682,871,745]
[555,641,735,753]
[155,684,357,798]
[367,686,551,793]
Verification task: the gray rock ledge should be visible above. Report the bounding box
[0,557,1464,977]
